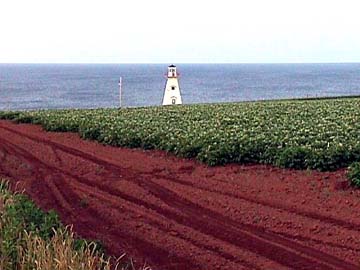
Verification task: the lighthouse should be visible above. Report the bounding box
[162,65,183,105]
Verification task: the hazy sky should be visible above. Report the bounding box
[0,0,359,63]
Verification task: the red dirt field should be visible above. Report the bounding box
[0,120,359,270]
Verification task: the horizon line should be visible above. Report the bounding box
[0,62,360,65]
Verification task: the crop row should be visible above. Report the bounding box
[1,98,360,171]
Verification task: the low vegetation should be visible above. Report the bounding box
[0,180,146,270]
[347,162,360,187]
[1,98,360,171]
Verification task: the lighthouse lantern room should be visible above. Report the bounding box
[162,65,183,105]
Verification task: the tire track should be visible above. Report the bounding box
[3,124,359,233]
[148,171,360,233]
[0,140,77,214]
[0,126,355,270]
[0,122,359,269]
[0,136,202,270]
[0,135,356,269]
[64,173,262,270]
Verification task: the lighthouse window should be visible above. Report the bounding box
[172,99,176,104]
[171,86,176,90]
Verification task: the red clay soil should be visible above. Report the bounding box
[0,120,360,270]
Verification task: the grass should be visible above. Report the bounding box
[0,180,150,270]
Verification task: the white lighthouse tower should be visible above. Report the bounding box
[162,65,183,105]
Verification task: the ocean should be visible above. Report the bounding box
[0,63,360,111]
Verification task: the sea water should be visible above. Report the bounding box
[0,63,360,110]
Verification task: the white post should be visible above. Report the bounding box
[118,77,122,108]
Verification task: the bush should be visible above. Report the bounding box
[0,189,62,268]
[0,180,145,270]
[7,194,61,239]
[275,147,311,170]
[347,162,360,187]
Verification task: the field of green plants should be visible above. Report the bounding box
[1,98,360,171]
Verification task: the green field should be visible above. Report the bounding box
[1,98,360,171]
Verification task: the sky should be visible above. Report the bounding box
[0,0,359,63]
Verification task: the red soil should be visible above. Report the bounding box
[0,120,359,270]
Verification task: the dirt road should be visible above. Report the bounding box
[0,120,359,270]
